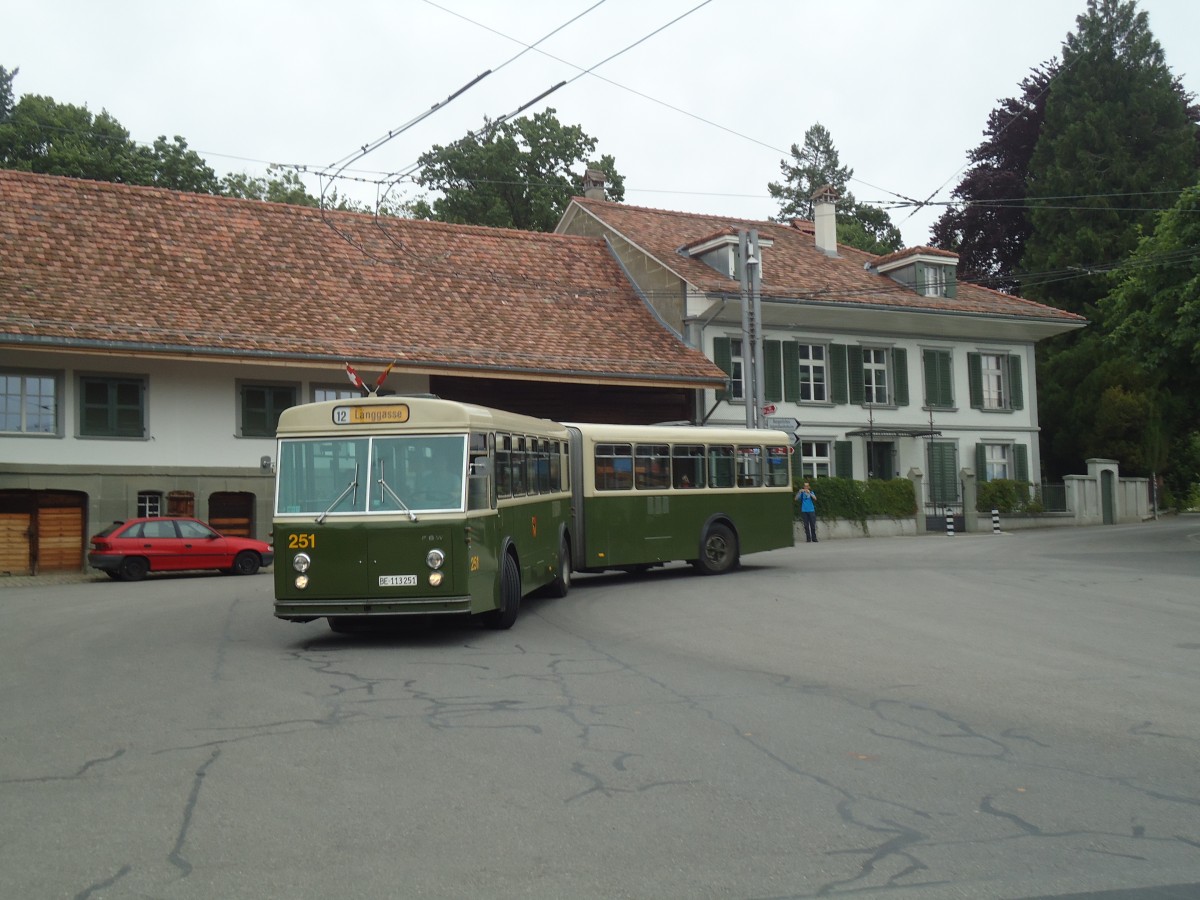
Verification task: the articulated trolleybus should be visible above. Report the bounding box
[273,396,794,632]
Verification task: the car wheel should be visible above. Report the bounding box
[232,551,261,576]
[119,557,149,582]
[693,523,738,575]
[483,553,521,629]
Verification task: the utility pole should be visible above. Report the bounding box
[738,229,766,428]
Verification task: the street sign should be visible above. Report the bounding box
[761,404,777,416]
[766,416,800,433]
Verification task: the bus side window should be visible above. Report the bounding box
[468,431,492,510]
[738,446,764,487]
[496,434,512,498]
[709,445,735,488]
[596,443,633,491]
[512,436,528,495]
[672,444,705,488]
[635,444,670,490]
[766,445,791,486]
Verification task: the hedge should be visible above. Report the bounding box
[976,479,1043,514]
[795,476,917,531]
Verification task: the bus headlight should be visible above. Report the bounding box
[295,574,310,590]
[426,549,445,570]
[293,552,311,574]
[428,571,444,587]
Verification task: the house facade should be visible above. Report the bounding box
[0,171,724,574]
[556,186,1086,513]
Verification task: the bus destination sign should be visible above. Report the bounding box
[332,404,410,426]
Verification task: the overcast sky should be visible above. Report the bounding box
[4,0,1199,248]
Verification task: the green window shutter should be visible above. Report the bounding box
[713,337,731,401]
[1013,444,1029,482]
[975,442,987,482]
[893,347,909,406]
[915,262,927,296]
[1008,355,1024,410]
[764,340,783,403]
[923,349,952,407]
[834,440,853,478]
[967,353,983,409]
[847,345,864,405]
[782,341,800,402]
[829,344,848,404]
[945,267,957,299]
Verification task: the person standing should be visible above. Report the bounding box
[796,481,818,543]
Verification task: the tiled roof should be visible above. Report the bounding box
[567,197,1086,325]
[0,170,725,387]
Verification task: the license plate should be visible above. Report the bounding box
[378,575,418,587]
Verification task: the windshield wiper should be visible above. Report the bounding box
[376,460,418,521]
[316,465,358,524]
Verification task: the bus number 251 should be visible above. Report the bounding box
[288,533,316,550]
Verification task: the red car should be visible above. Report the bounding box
[88,517,274,581]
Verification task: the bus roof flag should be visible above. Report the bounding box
[344,363,365,390]
[373,361,396,391]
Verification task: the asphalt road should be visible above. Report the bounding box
[1,519,1198,900]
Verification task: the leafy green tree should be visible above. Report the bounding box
[0,65,15,121]
[767,122,902,255]
[1021,0,1199,316]
[409,108,624,232]
[0,92,145,182]
[930,61,1056,293]
[136,135,220,193]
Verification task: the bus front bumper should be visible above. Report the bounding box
[274,596,472,621]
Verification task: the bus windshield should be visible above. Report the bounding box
[277,434,467,516]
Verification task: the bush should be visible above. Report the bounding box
[795,476,916,532]
[976,479,1042,514]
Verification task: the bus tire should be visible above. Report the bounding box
[546,536,571,598]
[694,522,738,575]
[328,616,364,634]
[484,553,521,629]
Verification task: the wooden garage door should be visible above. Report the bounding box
[37,506,84,571]
[0,513,32,576]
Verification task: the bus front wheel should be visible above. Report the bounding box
[484,553,522,629]
[694,523,738,575]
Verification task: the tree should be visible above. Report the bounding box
[1103,182,1200,488]
[767,122,902,255]
[409,108,624,232]
[0,92,145,182]
[0,65,15,121]
[1021,0,1199,316]
[130,135,219,194]
[929,61,1057,293]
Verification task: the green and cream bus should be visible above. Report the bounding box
[272,397,794,632]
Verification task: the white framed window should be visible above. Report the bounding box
[984,443,1010,481]
[137,491,163,517]
[863,348,889,405]
[797,344,827,402]
[799,440,831,478]
[923,266,946,297]
[981,354,1006,409]
[729,338,745,401]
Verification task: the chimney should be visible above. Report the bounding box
[812,185,839,257]
[582,168,606,201]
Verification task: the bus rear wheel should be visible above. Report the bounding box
[546,536,571,598]
[484,553,521,629]
[694,522,738,575]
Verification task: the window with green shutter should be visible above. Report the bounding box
[847,345,865,404]
[782,342,800,402]
[927,441,958,504]
[923,349,953,408]
[834,440,853,478]
[892,348,909,406]
[79,375,146,438]
[763,340,783,403]
[241,384,297,437]
[829,344,848,404]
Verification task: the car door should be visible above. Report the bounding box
[175,519,228,569]
[130,519,188,571]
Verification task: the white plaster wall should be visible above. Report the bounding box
[2,350,430,469]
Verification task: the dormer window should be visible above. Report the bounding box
[680,230,774,280]
[870,248,958,299]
